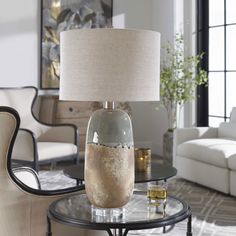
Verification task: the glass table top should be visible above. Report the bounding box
[49,192,189,227]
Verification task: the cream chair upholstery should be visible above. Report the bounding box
[0,106,106,236]
[0,87,79,171]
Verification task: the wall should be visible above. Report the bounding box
[0,0,39,87]
[113,0,152,29]
[113,0,176,155]
[183,0,197,127]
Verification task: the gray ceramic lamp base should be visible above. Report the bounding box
[85,101,135,209]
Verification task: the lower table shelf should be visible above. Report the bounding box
[47,192,192,236]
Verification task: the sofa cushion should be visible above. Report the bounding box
[177,138,236,168]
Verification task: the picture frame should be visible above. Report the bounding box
[40,0,113,89]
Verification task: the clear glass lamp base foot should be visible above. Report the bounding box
[91,205,125,221]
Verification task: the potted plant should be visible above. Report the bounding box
[160,34,208,165]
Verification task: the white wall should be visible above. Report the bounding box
[183,0,197,127]
[113,0,176,155]
[113,0,152,30]
[152,0,175,44]
[113,0,175,43]
[0,0,39,87]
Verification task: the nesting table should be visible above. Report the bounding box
[63,162,177,185]
[47,192,192,236]
[47,161,192,235]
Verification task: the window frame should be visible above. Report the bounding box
[197,0,236,126]
[197,0,209,126]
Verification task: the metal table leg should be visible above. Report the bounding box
[107,229,113,236]
[186,212,192,236]
[163,226,166,233]
[107,228,127,236]
[123,229,129,236]
[47,215,52,236]
[118,228,123,236]
[112,228,123,236]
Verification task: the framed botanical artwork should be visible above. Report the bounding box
[40,0,113,89]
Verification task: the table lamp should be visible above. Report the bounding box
[60,28,160,213]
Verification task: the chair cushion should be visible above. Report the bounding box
[37,142,77,161]
[177,138,236,168]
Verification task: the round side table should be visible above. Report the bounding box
[63,162,177,185]
[47,192,192,236]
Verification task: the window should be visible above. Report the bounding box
[197,0,236,127]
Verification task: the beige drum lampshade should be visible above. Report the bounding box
[59,28,160,102]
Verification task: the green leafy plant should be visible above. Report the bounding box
[160,34,208,131]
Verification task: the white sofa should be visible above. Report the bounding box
[174,108,236,196]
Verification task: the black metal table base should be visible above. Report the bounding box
[187,213,192,236]
[47,216,52,236]
[47,193,192,236]
[107,228,128,236]
[47,212,192,236]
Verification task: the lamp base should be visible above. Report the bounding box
[85,143,134,208]
[85,102,134,209]
[91,205,125,219]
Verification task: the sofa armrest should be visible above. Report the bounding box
[12,128,38,163]
[218,122,236,139]
[173,127,218,167]
[174,127,218,147]
[37,124,79,146]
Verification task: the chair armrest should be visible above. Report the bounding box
[12,128,38,163]
[13,166,41,189]
[37,124,79,146]
[173,127,218,167]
